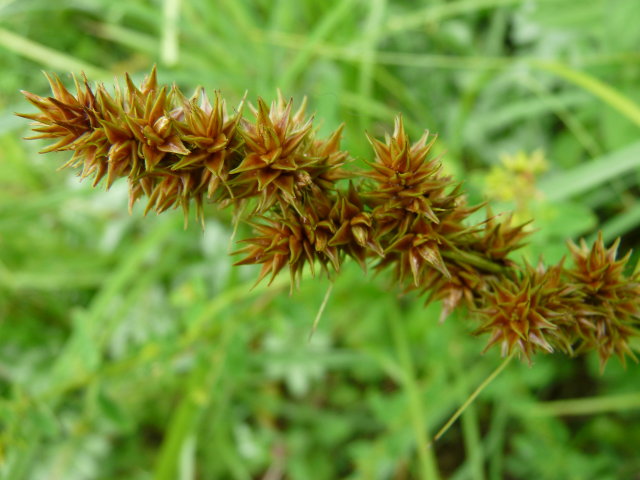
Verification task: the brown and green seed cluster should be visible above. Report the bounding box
[19,68,640,368]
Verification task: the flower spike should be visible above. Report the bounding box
[18,68,640,369]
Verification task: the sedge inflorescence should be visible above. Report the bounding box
[19,68,640,369]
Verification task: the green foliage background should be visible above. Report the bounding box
[1,0,640,478]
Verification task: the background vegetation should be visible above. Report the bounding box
[1,0,640,478]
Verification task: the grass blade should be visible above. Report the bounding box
[590,203,640,244]
[532,60,640,128]
[0,28,109,78]
[539,141,640,201]
[278,0,357,91]
[528,392,640,416]
[161,0,181,66]
[385,0,556,34]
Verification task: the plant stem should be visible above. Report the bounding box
[442,248,507,274]
[429,352,514,446]
[387,311,440,480]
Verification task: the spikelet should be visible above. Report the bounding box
[364,116,457,233]
[564,233,640,368]
[134,89,245,223]
[475,261,577,363]
[364,116,480,287]
[230,92,346,213]
[19,72,98,146]
[233,199,340,288]
[19,72,110,184]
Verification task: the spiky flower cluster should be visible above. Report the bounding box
[475,261,576,362]
[19,69,640,368]
[20,69,243,224]
[474,236,640,369]
[565,235,640,367]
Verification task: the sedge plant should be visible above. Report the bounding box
[18,67,640,373]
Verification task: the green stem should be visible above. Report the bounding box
[387,312,440,480]
[442,248,508,274]
[430,352,514,446]
[450,345,485,480]
[531,60,640,128]
[528,392,640,417]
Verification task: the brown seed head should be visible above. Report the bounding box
[233,203,341,288]
[230,93,346,213]
[475,261,576,363]
[565,233,640,368]
[365,116,456,229]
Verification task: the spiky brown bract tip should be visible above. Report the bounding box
[564,233,640,369]
[20,72,98,143]
[475,261,577,363]
[230,92,347,213]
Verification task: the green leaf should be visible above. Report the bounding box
[539,141,640,201]
[0,27,109,79]
[97,388,134,431]
[532,60,640,128]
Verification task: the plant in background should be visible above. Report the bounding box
[484,149,547,224]
[18,68,640,370]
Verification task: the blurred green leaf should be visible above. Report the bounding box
[540,141,640,201]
